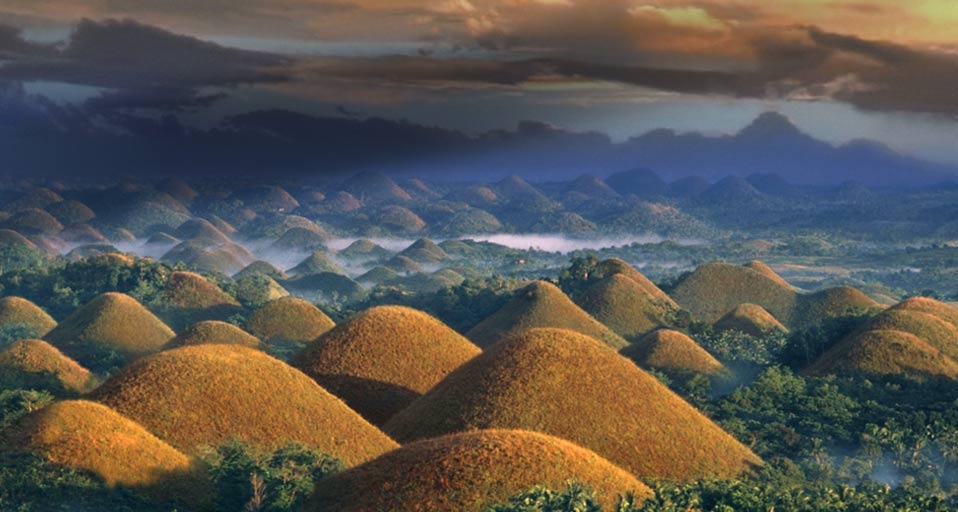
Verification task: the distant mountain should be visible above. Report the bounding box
[1,86,954,186]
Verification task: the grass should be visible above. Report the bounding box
[173,218,231,245]
[385,254,425,274]
[2,208,64,235]
[575,273,676,341]
[165,320,262,350]
[399,238,450,263]
[806,329,958,379]
[0,340,97,394]
[303,429,651,512]
[91,344,399,466]
[376,205,426,233]
[162,271,240,310]
[866,310,958,360]
[289,251,346,276]
[714,303,789,337]
[466,280,630,350]
[234,260,288,280]
[291,305,481,425]
[357,266,401,284]
[622,329,725,375]
[45,200,96,225]
[795,286,881,330]
[744,260,792,288]
[273,227,330,252]
[0,296,57,336]
[246,297,336,343]
[44,292,175,370]
[0,229,39,249]
[670,262,798,325]
[593,258,677,307]
[385,327,761,482]
[891,297,958,328]
[1,400,210,508]
[338,239,391,260]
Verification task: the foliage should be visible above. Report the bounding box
[205,440,342,512]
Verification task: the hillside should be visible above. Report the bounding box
[304,429,650,512]
[291,306,480,425]
[622,329,725,375]
[385,328,760,481]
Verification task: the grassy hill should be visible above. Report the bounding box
[0,296,57,337]
[44,292,174,371]
[0,340,97,394]
[466,281,629,350]
[291,306,480,425]
[304,429,651,512]
[246,297,335,344]
[164,320,262,350]
[92,344,398,465]
[575,273,675,340]
[385,327,760,481]
[622,329,725,375]
[1,400,209,508]
[714,303,789,337]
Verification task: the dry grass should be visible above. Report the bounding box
[44,292,175,369]
[806,329,958,379]
[714,303,789,337]
[0,296,57,336]
[377,205,426,233]
[234,260,288,280]
[45,200,96,225]
[891,297,958,328]
[385,254,425,274]
[174,218,231,245]
[291,305,481,425]
[357,266,400,284]
[289,251,346,276]
[594,258,677,307]
[622,329,725,375]
[385,327,761,481]
[2,208,64,235]
[0,229,39,249]
[165,321,262,350]
[162,271,240,309]
[866,310,958,360]
[466,281,629,350]
[1,400,210,507]
[575,273,675,341]
[670,262,798,325]
[744,260,792,288]
[795,286,881,330]
[399,238,450,263]
[246,297,335,343]
[303,429,651,512]
[92,344,399,466]
[0,340,97,394]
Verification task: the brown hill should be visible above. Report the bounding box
[385,254,424,274]
[0,229,39,250]
[866,309,958,360]
[231,185,300,213]
[291,306,481,425]
[593,258,677,307]
[246,297,335,343]
[304,429,651,512]
[398,237,450,263]
[6,187,63,212]
[92,345,398,465]
[173,218,231,245]
[0,296,57,336]
[44,292,175,370]
[670,262,798,325]
[234,260,288,280]
[890,297,958,328]
[806,329,958,379]
[165,320,262,350]
[1,400,209,506]
[575,274,675,341]
[162,271,240,310]
[45,200,96,225]
[272,227,329,252]
[341,171,412,204]
[60,223,108,244]
[465,281,629,350]
[288,251,346,276]
[376,205,426,233]
[744,261,792,288]
[155,177,198,205]
[795,286,881,329]
[0,340,96,394]
[2,208,64,235]
[435,207,503,236]
[338,239,391,260]
[385,328,760,481]
[714,303,789,337]
[356,266,400,285]
[621,329,725,375]
[564,174,620,199]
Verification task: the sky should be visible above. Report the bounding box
[4,1,958,165]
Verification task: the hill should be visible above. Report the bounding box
[593,258,677,306]
[234,260,288,280]
[714,303,789,337]
[165,320,262,350]
[291,306,481,425]
[303,429,650,512]
[156,271,241,330]
[806,329,958,379]
[44,292,174,371]
[1,400,209,507]
[338,239,391,261]
[288,251,346,276]
[385,328,760,481]
[575,273,675,340]
[621,329,725,375]
[670,262,798,325]
[0,340,96,394]
[375,205,426,234]
[246,297,335,343]
[744,260,792,288]
[0,296,57,337]
[1,208,63,235]
[398,237,450,263]
[173,218,231,245]
[564,174,620,199]
[466,281,629,349]
[795,286,881,330]
[340,171,412,204]
[92,344,398,465]
[605,168,668,198]
[45,200,96,225]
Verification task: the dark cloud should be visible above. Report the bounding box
[0,18,290,110]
